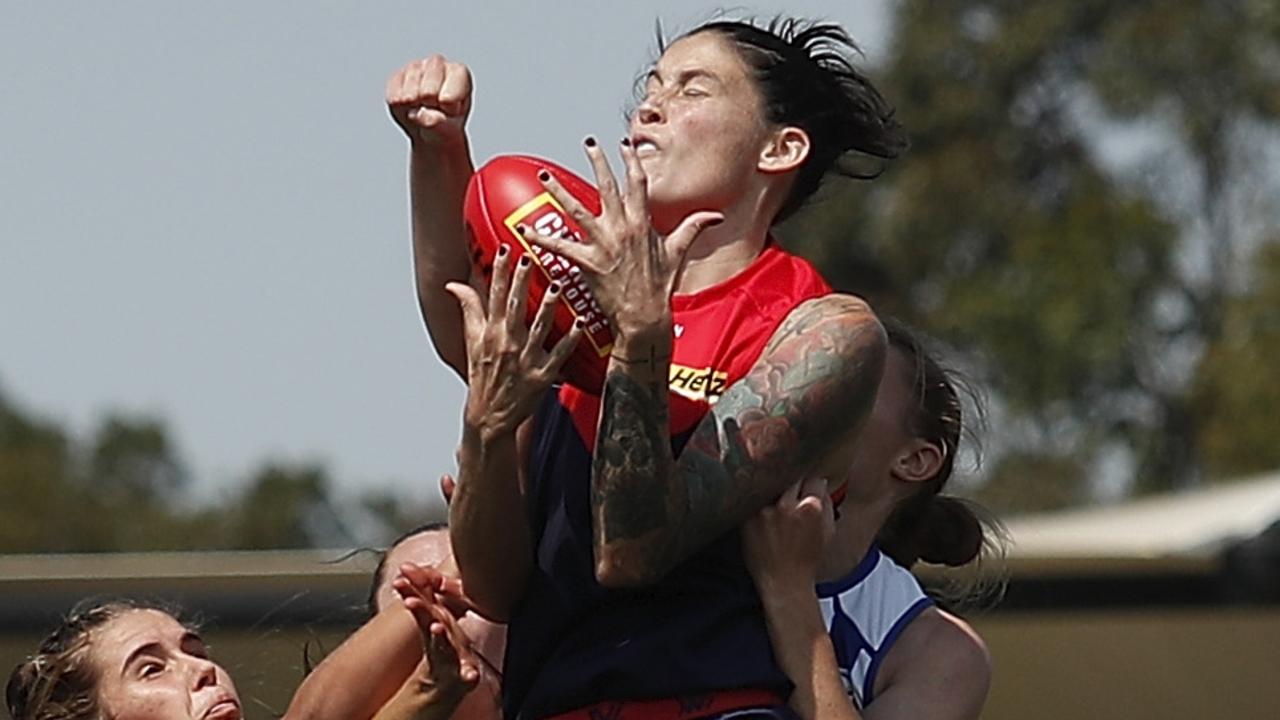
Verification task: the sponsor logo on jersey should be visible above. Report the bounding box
[668,363,728,404]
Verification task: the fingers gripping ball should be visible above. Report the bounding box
[464,155,612,392]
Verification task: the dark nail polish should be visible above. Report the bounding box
[497,244,509,256]
[584,136,597,147]
[549,283,561,293]
[538,170,551,182]
[705,217,724,227]
[560,228,571,238]
[575,318,585,328]
[514,225,527,235]
[519,256,531,267]
[620,137,632,147]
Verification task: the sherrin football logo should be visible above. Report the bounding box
[503,193,612,356]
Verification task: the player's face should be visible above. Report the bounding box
[839,348,918,499]
[375,530,455,613]
[90,609,242,720]
[629,31,774,231]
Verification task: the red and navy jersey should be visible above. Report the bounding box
[503,244,832,720]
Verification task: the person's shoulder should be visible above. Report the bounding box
[776,293,877,330]
[915,607,989,662]
[868,606,991,719]
[894,606,991,689]
[763,293,881,351]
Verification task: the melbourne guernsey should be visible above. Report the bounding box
[503,243,831,720]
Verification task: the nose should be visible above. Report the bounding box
[635,95,664,126]
[191,657,218,691]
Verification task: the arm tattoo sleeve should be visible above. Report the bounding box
[591,295,885,584]
[593,368,673,543]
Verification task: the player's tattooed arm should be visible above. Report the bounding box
[591,294,886,587]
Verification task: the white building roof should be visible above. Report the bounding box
[1004,470,1280,560]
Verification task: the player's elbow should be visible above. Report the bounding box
[594,548,663,588]
[450,547,530,623]
[463,586,517,624]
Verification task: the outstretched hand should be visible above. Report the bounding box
[390,564,481,706]
[447,247,584,438]
[520,138,723,340]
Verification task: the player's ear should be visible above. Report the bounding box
[891,439,944,485]
[758,126,809,174]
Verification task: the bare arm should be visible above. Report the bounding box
[756,574,990,720]
[761,591,862,720]
[387,55,476,377]
[595,294,885,585]
[861,609,991,720]
[446,250,583,619]
[450,422,531,621]
[744,479,862,720]
[368,566,484,720]
[283,606,423,720]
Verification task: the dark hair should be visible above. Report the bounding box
[365,521,449,617]
[6,599,185,720]
[675,16,908,222]
[874,319,1003,576]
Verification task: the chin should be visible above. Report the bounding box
[644,193,684,235]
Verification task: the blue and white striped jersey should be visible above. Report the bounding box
[816,547,933,709]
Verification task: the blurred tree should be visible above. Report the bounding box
[0,390,80,552]
[226,461,354,550]
[89,415,186,504]
[1192,240,1280,477]
[78,413,193,551]
[360,488,445,544]
[1086,0,1280,490]
[783,0,1280,508]
[0,385,380,552]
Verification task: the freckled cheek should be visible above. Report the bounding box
[683,114,754,157]
[104,687,175,720]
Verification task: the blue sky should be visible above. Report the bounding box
[0,1,889,509]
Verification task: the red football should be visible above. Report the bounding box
[463,155,612,392]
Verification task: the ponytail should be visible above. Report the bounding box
[875,319,1008,606]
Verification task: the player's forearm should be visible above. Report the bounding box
[370,673,467,720]
[594,296,885,586]
[284,608,421,720]
[761,590,863,720]
[449,424,532,620]
[590,325,682,587]
[409,143,475,377]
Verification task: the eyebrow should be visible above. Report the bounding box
[645,68,723,86]
[121,642,164,676]
[120,631,204,676]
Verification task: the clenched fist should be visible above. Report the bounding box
[386,54,473,152]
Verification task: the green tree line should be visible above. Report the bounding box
[781,0,1280,513]
[0,387,438,553]
[3,0,1278,552]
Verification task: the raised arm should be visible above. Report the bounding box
[446,249,583,620]
[282,597,426,720]
[386,55,477,377]
[284,565,480,720]
[369,565,484,720]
